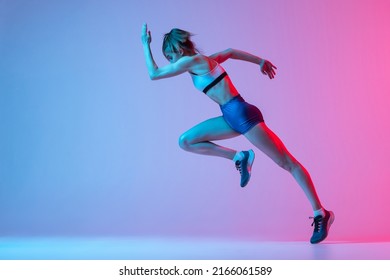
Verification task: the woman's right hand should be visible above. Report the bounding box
[141,23,152,45]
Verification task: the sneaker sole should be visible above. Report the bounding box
[241,149,255,187]
[322,211,335,242]
[247,149,255,173]
[327,211,335,233]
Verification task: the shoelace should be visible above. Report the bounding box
[310,216,323,232]
[235,161,242,174]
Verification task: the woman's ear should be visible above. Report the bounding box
[179,48,184,55]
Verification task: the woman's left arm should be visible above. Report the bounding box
[210,48,277,79]
[142,24,192,80]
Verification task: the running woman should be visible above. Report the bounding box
[141,23,334,244]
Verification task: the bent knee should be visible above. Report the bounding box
[178,133,193,150]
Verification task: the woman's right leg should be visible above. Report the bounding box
[244,122,334,243]
[178,116,240,160]
[244,122,323,210]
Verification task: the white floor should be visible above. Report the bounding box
[1,237,390,260]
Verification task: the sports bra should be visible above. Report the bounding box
[189,63,228,94]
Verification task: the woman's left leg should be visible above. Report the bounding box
[178,116,240,159]
[178,116,253,187]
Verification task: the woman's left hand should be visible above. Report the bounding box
[260,59,277,79]
[141,23,152,45]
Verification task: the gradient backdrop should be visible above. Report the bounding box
[1,0,390,242]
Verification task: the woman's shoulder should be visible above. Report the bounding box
[187,54,216,63]
[197,54,217,63]
[183,54,203,64]
[188,54,218,72]
[175,54,204,66]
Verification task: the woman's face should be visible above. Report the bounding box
[164,50,183,63]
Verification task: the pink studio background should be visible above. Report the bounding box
[1,0,389,242]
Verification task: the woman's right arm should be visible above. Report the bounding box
[141,23,193,80]
[210,48,277,79]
